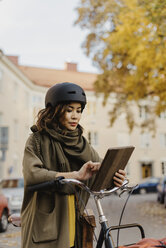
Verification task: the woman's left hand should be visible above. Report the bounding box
[113,169,126,187]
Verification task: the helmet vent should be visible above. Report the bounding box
[68,91,76,94]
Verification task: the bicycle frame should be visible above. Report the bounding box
[95,196,114,248]
[61,179,145,248]
[94,195,145,248]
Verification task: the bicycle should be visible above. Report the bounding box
[25,177,145,248]
[10,177,166,248]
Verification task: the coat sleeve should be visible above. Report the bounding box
[22,134,57,186]
[90,145,103,163]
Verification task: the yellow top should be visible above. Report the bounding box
[68,195,75,247]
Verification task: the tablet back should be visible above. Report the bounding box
[91,146,135,191]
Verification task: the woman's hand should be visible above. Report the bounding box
[113,169,126,187]
[77,161,101,181]
[8,214,21,227]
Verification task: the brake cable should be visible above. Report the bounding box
[116,186,137,247]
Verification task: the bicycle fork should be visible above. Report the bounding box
[95,196,114,248]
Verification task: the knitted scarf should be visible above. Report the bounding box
[31,124,101,212]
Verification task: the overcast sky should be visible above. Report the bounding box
[0,0,98,73]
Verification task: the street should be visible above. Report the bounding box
[88,192,166,246]
[0,193,166,247]
[0,225,20,248]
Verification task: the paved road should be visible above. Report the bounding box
[88,193,166,246]
[0,225,21,248]
[0,193,166,247]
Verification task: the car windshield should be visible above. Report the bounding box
[148,178,159,183]
[2,178,24,188]
[139,177,159,184]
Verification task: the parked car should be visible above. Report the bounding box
[0,191,9,232]
[1,178,24,214]
[157,176,166,205]
[132,177,160,194]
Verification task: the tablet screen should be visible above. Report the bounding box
[91,146,135,191]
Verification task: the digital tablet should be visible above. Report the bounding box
[91,146,135,191]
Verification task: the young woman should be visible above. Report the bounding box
[21,82,126,248]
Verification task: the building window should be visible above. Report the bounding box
[0,127,8,150]
[32,95,42,106]
[140,132,150,148]
[161,161,166,175]
[159,111,166,119]
[139,106,148,119]
[160,133,166,148]
[88,131,98,146]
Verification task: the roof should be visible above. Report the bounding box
[19,65,97,91]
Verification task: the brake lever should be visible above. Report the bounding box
[118,184,138,197]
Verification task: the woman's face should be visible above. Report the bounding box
[60,102,82,131]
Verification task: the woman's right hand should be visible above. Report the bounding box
[77,161,101,181]
[56,161,101,180]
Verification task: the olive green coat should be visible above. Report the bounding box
[21,127,100,248]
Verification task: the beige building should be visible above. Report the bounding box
[0,51,45,178]
[0,50,166,184]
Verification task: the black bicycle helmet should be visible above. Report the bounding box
[45,82,87,109]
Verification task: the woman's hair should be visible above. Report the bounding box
[36,103,83,134]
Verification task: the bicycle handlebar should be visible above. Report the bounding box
[61,178,129,198]
[27,177,131,198]
[27,176,64,192]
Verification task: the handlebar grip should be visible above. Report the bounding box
[27,176,65,192]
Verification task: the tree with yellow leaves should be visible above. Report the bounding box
[75,0,166,133]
